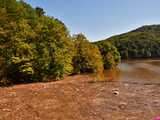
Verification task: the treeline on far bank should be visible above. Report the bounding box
[98,25,160,59]
[0,0,120,86]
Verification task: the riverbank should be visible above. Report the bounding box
[0,74,159,120]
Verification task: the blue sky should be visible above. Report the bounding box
[25,0,160,41]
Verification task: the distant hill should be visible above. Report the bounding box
[96,25,160,59]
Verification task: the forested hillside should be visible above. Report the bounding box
[0,0,120,86]
[96,25,160,59]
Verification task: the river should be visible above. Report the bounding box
[103,59,160,84]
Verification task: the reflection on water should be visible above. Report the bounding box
[96,59,160,84]
[93,68,121,82]
[103,69,121,81]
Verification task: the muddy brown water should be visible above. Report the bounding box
[103,59,160,84]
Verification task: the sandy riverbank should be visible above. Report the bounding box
[0,75,159,120]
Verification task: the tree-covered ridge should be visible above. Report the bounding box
[0,0,120,86]
[99,25,160,59]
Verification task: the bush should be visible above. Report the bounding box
[7,57,35,83]
[73,34,104,73]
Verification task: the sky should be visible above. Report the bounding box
[25,0,160,41]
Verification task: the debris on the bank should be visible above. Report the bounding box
[113,90,120,95]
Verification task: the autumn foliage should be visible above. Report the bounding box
[0,0,120,86]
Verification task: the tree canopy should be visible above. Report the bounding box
[95,42,121,69]
[0,0,120,86]
[100,25,160,59]
[73,34,104,74]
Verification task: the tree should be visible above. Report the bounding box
[35,7,45,16]
[0,0,75,85]
[0,57,9,85]
[101,25,160,59]
[0,0,121,86]
[73,34,104,73]
[96,42,121,69]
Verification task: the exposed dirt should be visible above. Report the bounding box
[0,75,160,120]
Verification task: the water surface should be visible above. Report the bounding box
[104,59,160,84]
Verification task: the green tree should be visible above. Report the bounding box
[0,0,75,85]
[99,25,160,59]
[35,7,45,16]
[73,34,104,73]
[96,42,121,69]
